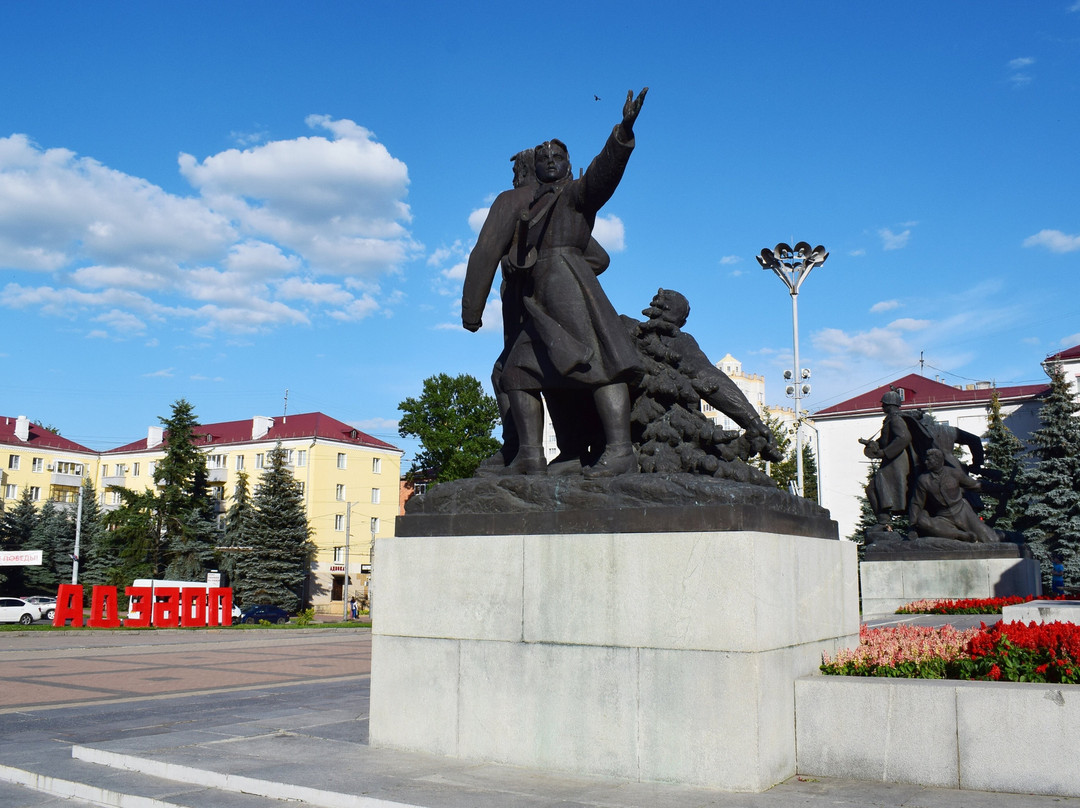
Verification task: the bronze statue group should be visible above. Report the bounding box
[461,88,781,484]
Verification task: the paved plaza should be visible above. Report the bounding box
[0,625,1075,807]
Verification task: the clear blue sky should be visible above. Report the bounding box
[2,2,1078,463]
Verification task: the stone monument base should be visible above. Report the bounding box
[860,543,1041,616]
[369,529,858,792]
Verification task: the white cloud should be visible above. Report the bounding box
[878,227,911,251]
[94,309,148,334]
[813,326,918,364]
[468,207,489,233]
[592,215,625,252]
[327,294,379,321]
[1023,229,1080,253]
[1009,57,1035,70]
[0,119,419,336]
[719,255,741,265]
[849,248,866,257]
[142,368,175,378]
[275,277,352,305]
[442,261,468,282]
[870,299,899,313]
[1060,332,1080,348]
[889,317,930,332]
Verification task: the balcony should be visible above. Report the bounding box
[208,468,227,483]
[102,475,127,488]
[51,472,84,488]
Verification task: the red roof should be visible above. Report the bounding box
[0,416,96,453]
[813,374,1048,419]
[103,412,400,455]
[1046,343,1080,362]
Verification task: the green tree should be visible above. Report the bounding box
[105,399,220,581]
[23,501,71,592]
[102,487,160,584]
[1019,361,1080,589]
[751,411,818,500]
[75,480,110,586]
[156,399,218,577]
[980,390,1027,532]
[398,373,500,483]
[234,444,314,612]
[0,488,40,593]
[220,470,252,592]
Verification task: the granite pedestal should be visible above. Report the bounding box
[370,527,858,792]
[859,544,1041,616]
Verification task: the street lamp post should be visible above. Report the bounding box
[757,242,828,498]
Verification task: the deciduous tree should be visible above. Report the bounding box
[398,373,500,483]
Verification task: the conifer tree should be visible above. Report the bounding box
[234,443,314,612]
[1020,361,1080,588]
[156,399,218,577]
[102,487,161,584]
[24,501,71,592]
[980,390,1027,532]
[0,488,40,592]
[220,471,252,592]
[73,480,107,585]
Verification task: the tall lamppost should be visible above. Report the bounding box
[757,242,828,498]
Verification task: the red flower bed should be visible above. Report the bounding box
[896,594,1080,615]
[822,620,1080,683]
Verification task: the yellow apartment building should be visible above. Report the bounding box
[1,415,100,512]
[101,412,403,614]
[2,412,402,615]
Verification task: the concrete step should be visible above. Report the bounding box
[0,744,326,808]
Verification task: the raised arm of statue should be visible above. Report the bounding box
[618,87,648,141]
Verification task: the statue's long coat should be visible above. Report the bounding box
[870,411,913,513]
[462,128,643,392]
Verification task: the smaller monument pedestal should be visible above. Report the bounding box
[859,540,1041,616]
[371,499,857,792]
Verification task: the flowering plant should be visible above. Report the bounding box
[896,595,1079,615]
[822,621,1080,684]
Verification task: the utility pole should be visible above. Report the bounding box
[342,502,352,621]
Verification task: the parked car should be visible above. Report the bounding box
[238,604,290,624]
[22,596,56,621]
[0,597,42,625]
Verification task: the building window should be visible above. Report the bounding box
[208,454,226,469]
[335,484,345,501]
[8,455,19,470]
[56,461,82,476]
[284,449,295,465]
[29,486,41,502]
[148,460,156,476]
[334,514,345,531]
[371,488,380,505]
[255,453,265,469]
[296,450,307,467]
[133,462,140,476]
[297,481,304,496]
[100,464,108,477]
[372,457,381,474]
[32,457,44,473]
[235,455,245,471]
[109,490,122,505]
[337,452,347,469]
[370,517,379,535]
[3,485,15,499]
[333,547,345,563]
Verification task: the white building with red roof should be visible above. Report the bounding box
[813,345,1080,540]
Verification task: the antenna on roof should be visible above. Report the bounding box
[283,388,289,422]
[919,351,924,375]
